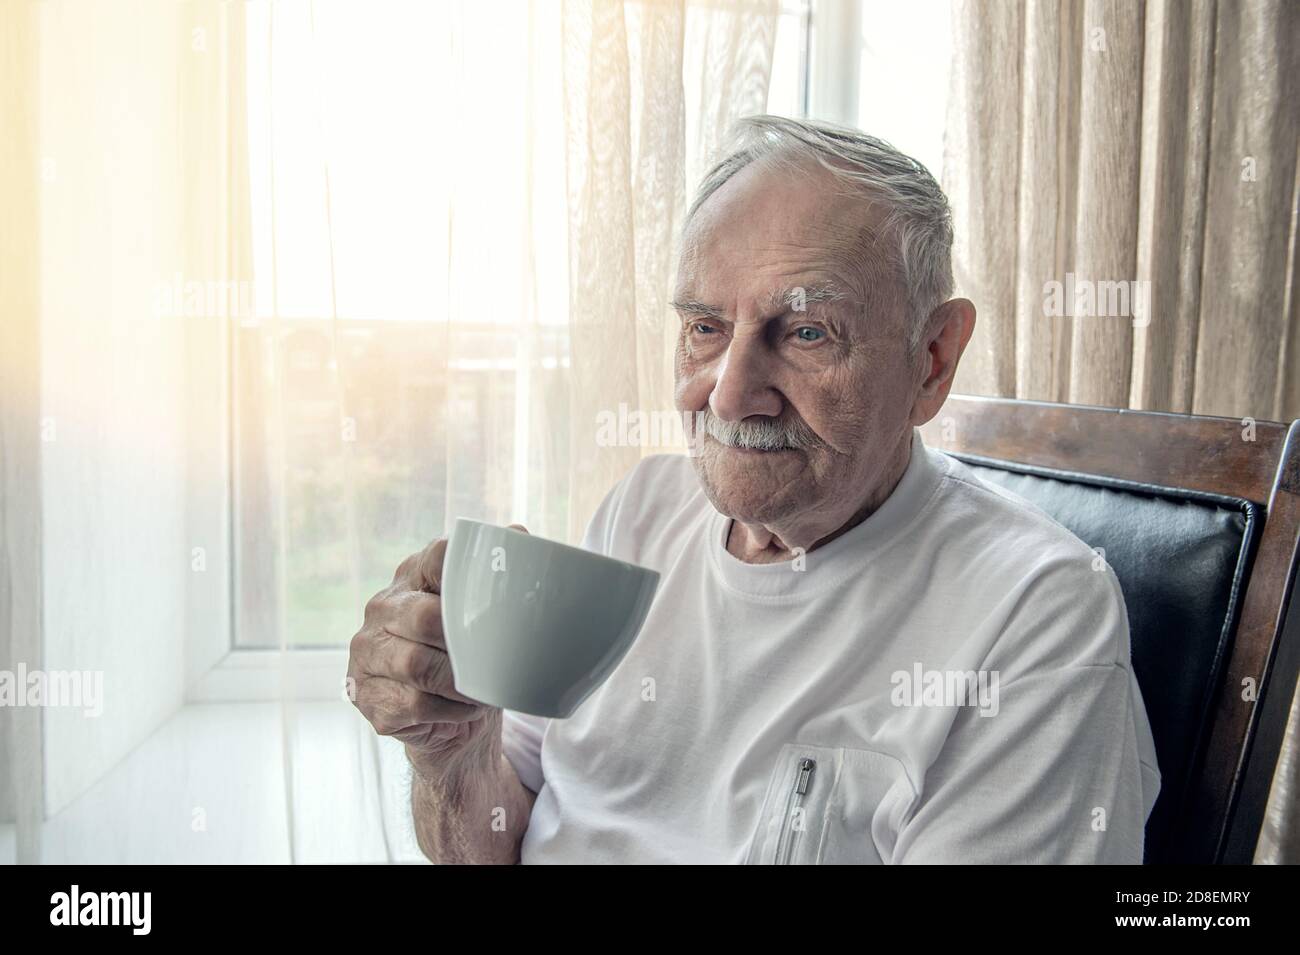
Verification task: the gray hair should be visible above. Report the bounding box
[686,115,954,351]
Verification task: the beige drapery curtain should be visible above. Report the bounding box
[943,0,1300,861]
[946,0,1298,418]
[1,0,778,863]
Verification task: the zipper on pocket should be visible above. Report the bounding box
[774,756,816,864]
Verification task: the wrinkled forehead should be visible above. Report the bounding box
[676,157,899,310]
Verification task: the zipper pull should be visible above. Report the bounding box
[795,757,816,795]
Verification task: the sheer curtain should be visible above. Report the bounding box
[1,0,777,863]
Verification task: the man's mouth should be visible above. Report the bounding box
[710,435,798,454]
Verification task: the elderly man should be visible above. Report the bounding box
[347,116,1161,864]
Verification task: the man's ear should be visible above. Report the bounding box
[909,298,976,427]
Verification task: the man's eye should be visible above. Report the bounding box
[794,326,826,342]
[693,322,718,335]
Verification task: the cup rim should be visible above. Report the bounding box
[450,517,660,580]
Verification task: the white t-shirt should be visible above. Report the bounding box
[502,428,1161,863]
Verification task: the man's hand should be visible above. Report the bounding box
[347,529,525,783]
[348,527,538,863]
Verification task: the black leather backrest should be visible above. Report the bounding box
[951,453,1263,863]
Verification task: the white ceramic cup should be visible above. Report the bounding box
[440,518,661,718]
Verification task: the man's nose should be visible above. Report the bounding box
[709,331,783,421]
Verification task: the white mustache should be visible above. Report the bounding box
[691,409,819,451]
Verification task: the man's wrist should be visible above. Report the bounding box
[407,736,500,800]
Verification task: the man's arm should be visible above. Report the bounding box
[892,562,1160,863]
[891,662,1158,863]
[410,731,537,865]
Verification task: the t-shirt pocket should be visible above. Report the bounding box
[744,742,914,865]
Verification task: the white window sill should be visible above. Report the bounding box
[187,649,351,703]
[3,700,427,864]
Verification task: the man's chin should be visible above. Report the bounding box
[691,447,806,522]
[706,493,794,528]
